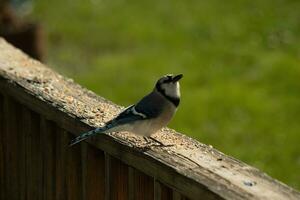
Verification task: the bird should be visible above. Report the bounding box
[69,74,183,146]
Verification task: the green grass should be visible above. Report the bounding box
[31,0,300,189]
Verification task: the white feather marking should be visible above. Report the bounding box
[131,106,147,118]
[161,82,180,99]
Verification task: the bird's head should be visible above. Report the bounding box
[155,74,183,106]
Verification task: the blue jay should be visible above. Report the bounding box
[69,74,183,146]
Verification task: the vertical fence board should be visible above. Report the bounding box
[3,96,21,200]
[154,180,161,200]
[155,181,173,200]
[173,191,181,200]
[85,145,105,200]
[55,128,67,200]
[128,167,134,200]
[66,131,83,200]
[161,184,173,200]
[129,168,154,200]
[22,107,43,200]
[107,155,129,200]
[105,153,111,200]
[81,143,87,200]
[173,190,190,200]
[19,106,26,200]
[0,94,5,200]
[41,118,56,200]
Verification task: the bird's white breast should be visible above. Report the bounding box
[130,101,176,136]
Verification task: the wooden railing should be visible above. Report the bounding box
[0,38,299,200]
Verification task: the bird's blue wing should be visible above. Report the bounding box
[109,92,164,126]
[134,92,163,119]
[108,104,145,126]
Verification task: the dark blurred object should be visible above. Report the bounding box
[0,1,45,61]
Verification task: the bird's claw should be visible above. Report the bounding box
[139,136,174,151]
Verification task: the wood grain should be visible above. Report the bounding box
[3,96,21,199]
[0,94,5,200]
[129,167,154,200]
[107,155,129,200]
[154,181,173,200]
[23,108,43,200]
[18,106,26,200]
[85,145,105,200]
[55,127,68,200]
[173,190,190,200]
[40,117,56,200]
[66,130,83,200]
[160,183,172,200]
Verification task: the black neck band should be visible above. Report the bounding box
[156,85,180,107]
[165,95,180,107]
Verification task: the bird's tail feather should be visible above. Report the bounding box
[69,126,106,146]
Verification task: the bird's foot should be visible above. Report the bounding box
[137,145,152,152]
[143,136,174,148]
[134,137,174,152]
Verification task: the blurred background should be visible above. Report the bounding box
[1,0,299,190]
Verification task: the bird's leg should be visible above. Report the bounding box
[149,136,174,147]
[141,137,173,150]
[143,136,163,146]
[148,136,165,146]
[143,136,151,145]
[134,136,151,152]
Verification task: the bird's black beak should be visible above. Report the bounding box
[172,74,183,82]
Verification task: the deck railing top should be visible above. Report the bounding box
[0,38,299,200]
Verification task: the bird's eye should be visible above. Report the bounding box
[163,79,171,83]
[163,76,172,83]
